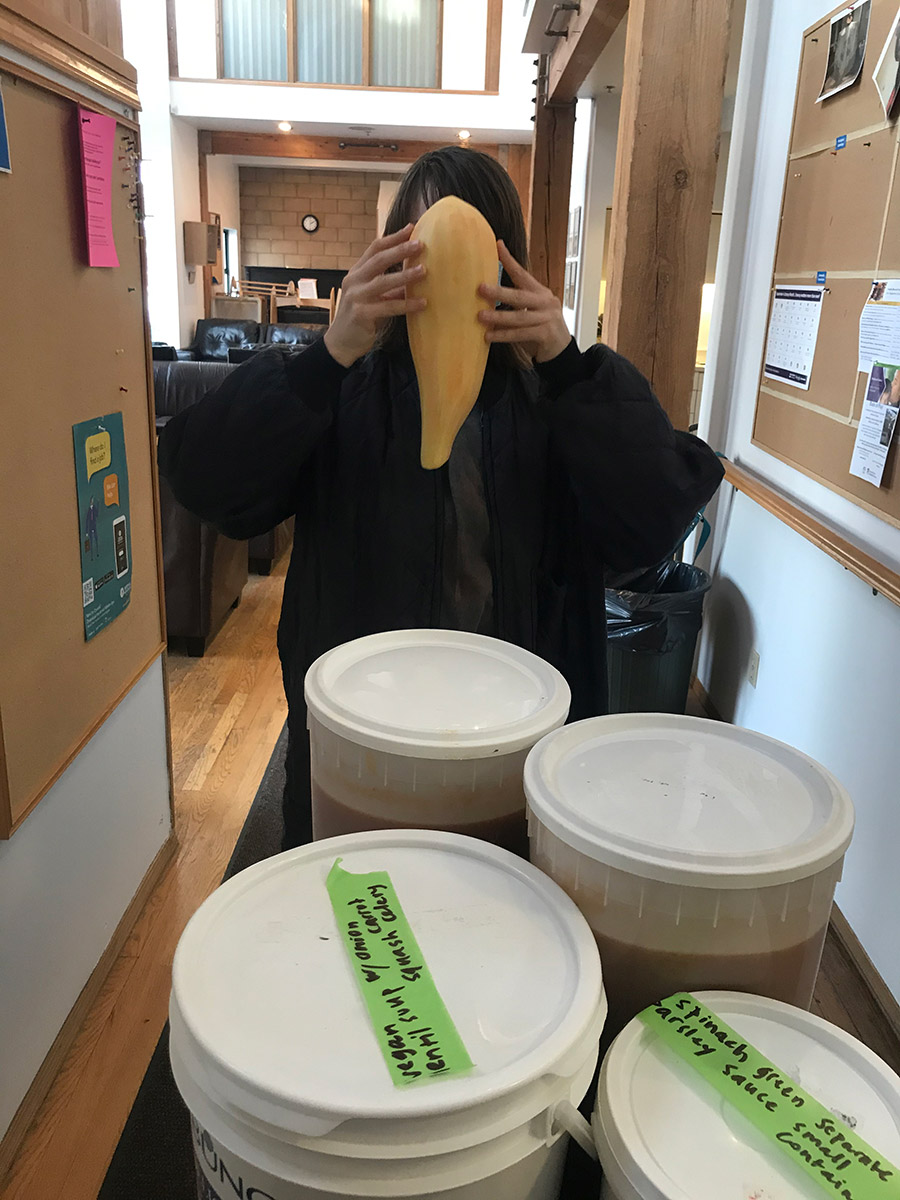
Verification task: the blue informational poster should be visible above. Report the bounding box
[72,413,132,641]
[0,80,10,173]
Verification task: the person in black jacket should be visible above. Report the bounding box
[158,147,723,849]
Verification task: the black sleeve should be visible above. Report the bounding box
[534,337,591,398]
[157,339,349,539]
[541,343,724,571]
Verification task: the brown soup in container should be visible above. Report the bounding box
[305,630,571,854]
[524,714,854,1038]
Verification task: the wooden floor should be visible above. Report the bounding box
[2,559,899,1197]
[0,561,288,1200]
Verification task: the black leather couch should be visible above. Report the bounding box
[264,323,326,346]
[154,361,249,654]
[153,360,296,653]
[153,360,248,657]
[249,517,294,576]
[152,319,325,364]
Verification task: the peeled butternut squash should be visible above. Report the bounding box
[406,196,498,470]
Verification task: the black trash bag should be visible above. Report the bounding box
[605,561,712,654]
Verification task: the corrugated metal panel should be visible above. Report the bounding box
[296,0,364,84]
[371,0,440,88]
[222,0,288,81]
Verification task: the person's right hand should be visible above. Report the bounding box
[323,225,426,368]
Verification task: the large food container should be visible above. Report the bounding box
[305,631,571,854]
[594,990,900,1199]
[170,830,605,1200]
[524,714,855,1035]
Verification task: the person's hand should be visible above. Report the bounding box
[476,240,571,363]
[324,225,426,368]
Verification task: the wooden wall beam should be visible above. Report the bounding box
[207,130,499,164]
[0,0,138,107]
[485,0,503,91]
[505,142,533,232]
[165,0,178,76]
[528,63,575,299]
[604,0,732,429]
[547,0,628,104]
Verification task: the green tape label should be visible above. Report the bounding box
[326,858,474,1087]
[640,994,898,1200]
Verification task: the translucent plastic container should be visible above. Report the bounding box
[524,715,855,1036]
[594,991,900,1200]
[169,830,606,1200]
[305,631,571,855]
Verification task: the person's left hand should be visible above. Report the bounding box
[476,240,571,363]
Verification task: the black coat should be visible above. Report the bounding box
[157,338,723,845]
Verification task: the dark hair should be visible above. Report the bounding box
[377,145,530,367]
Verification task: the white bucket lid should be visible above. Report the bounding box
[170,830,603,1144]
[594,990,900,1200]
[304,630,571,759]
[524,714,854,887]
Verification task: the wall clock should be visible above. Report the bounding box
[301,213,319,234]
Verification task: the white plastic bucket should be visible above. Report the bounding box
[594,990,900,1199]
[524,714,855,1035]
[304,631,571,854]
[170,830,605,1199]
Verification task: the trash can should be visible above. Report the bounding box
[605,561,711,714]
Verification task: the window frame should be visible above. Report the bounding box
[212,0,503,94]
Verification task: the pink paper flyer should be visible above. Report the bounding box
[77,108,119,268]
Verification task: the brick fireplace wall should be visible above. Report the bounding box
[240,167,395,272]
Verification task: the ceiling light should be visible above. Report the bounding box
[458,129,471,140]
[278,121,292,132]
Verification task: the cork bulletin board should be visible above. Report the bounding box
[0,70,166,835]
[753,0,900,527]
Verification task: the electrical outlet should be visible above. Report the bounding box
[748,649,760,688]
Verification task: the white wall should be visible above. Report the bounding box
[173,0,217,80]
[701,494,900,1000]
[206,154,241,285]
[169,0,534,139]
[171,116,206,347]
[123,0,181,346]
[125,0,205,347]
[0,658,171,1141]
[574,94,619,351]
[442,0,489,92]
[562,98,591,337]
[698,0,900,1001]
[377,179,401,237]
[207,154,241,233]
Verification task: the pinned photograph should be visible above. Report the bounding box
[818,0,872,102]
[874,363,900,446]
[850,361,900,484]
[873,5,900,117]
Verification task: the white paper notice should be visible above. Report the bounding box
[763,286,826,391]
[849,361,900,486]
[858,280,900,372]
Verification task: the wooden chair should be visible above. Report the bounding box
[238,279,289,324]
[329,287,342,324]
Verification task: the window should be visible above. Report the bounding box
[222,0,288,81]
[221,0,444,88]
[295,0,364,85]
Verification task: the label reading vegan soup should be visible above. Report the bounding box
[326,859,474,1087]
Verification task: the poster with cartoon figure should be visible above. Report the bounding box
[72,412,132,640]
